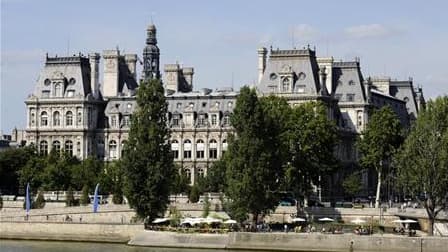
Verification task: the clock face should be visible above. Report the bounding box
[106,59,115,69]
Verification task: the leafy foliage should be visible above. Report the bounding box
[65,187,77,207]
[342,173,362,200]
[395,96,448,235]
[0,145,36,194]
[189,185,200,203]
[121,78,176,221]
[357,106,403,208]
[202,195,211,217]
[80,185,90,205]
[34,191,46,209]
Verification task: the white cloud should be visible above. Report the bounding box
[344,24,403,39]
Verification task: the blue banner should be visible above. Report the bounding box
[25,183,30,215]
[93,183,99,213]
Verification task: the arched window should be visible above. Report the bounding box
[109,140,117,159]
[209,139,218,159]
[66,111,73,126]
[171,140,179,159]
[183,139,192,159]
[121,140,127,157]
[196,139,204,159]
[185,169,192,182]
[52,140,61,154]
[222,139,228,156]
[65,140,73,156]
[282,77,290,92]
[53,111,60,126]
[41,111,48,126]
[198,168,205,178]
[40,140,48,155]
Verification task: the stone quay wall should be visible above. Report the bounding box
[0,222,143,243]
[129,231,448,252]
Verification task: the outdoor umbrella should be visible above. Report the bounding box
[318,217,334,222]
[401,219,418,223]
[152,218,170,224]
[292,217,306,222]
[351,219,366,224]
[224,219,237,224]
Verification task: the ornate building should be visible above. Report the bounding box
[24,23,425,192]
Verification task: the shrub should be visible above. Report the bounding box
[66,187,77,207]
[80,185,90,205]
[34,191,46,209]
[189,185,200,203]
[202,195,210,217]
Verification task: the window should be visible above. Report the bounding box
[30,109,35,126]
[198,168,205,178]
[172,114,180,127]
[185,169,191,181]
[282,78,290,92]
[209,139,217,159]
[66,111,73,126]
[202,102,207,108]
[196,139,204,159]
[197,114,206,126]
[348,80,355,86]
[97,140,104,159]
[111,116,117,127]
[66,90,75,97]
[346,94,355,102]
[40,141,48,155]
[53,111,61,126]
[109,140,117,159]
[211,114,217,126]
[227,102,233,108]
[42,90,50,98]
[222,139,228,155]
[123,116,130,127]
[357,110,363,127]
[65,140,73,156]
[223,114,230,126]
[54,83,62,97]
[52,140,61,154]
[41,111,48,126]
[171,140,179,159]
[183,139,192,159]
[296,85,305,93]
[127,103,133,109]
[121,140,127,157]
[77,109,82,125]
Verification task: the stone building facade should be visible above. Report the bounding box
[24,23,425,191]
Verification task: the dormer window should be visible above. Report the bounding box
[54,83,62,97]
[282,78,290,92]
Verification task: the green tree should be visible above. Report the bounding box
[34,191,46,209]
[71,156,103,190]
[122,78,176,221]
[0,145,37,194]
[171,167,190,195]
[189,185,200,203]
[80,184,90,205]
[17,154,46,193]
[202,195,211,218]
[342,173,362,201]
[203,158,227,192]
[65,187,77,207]
[224,87,283,224]
[395,97,448,236]
[284,101,338,210]
[358,106,403,208]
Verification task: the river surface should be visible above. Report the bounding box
[0,240,306,252]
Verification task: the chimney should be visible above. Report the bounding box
[102,49,120,97]
[257,47,267,83]
[125,54,137,80]
[89,53,100,98]
[164,64,180,92]
[182,67,194,90]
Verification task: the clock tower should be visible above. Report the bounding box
[142,24,160,80]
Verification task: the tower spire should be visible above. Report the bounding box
[142,23,160,80]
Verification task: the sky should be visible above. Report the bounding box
[1,0,448,133]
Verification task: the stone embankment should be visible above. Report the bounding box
[129,231,448,252]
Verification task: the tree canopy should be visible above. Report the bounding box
[357,106,403,208]
[395,96,448,235]
[121,77,175,221]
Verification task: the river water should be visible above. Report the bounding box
[1,240,300,252]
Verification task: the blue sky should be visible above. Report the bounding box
[1,0,448,133]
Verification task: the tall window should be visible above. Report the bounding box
[41,111,48,126]
[111,116,117,127]
[54,83,62,97]
[282,78,290,92]
[183,139,192,159]
[197,114,206,126]
[109,140,117,159]
[53,111,60,126]
[171,140,179,159]
[77,109,82,125]
[30,109,35,126]
[123,116,130,127]
[223,114,230,126]
[52,140,61,154]
[198,168,205,178]
[185,169,192,182]
[40,140,48,155]
[65,140,73,156]
[196,139,204,159]
[209,139,218,159]
[66,111,73,126]
[211,114,217,126]
[172,114,180,127]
